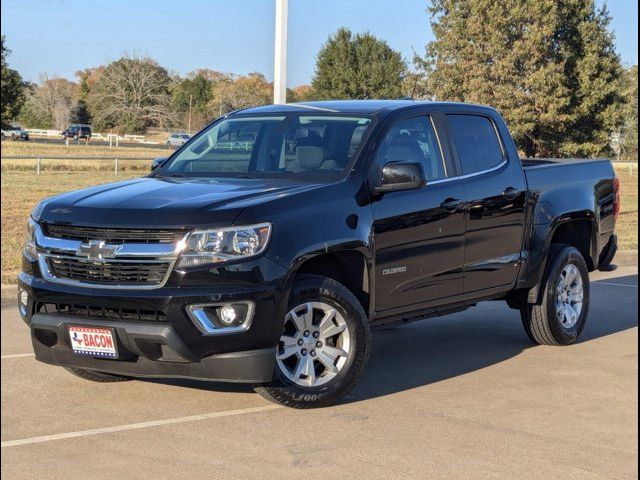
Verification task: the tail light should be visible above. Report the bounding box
[613,177,621,221]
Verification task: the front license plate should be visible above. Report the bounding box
[69,326,117,358]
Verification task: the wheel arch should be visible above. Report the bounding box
[286,249,373,318]
[526,214,597,304]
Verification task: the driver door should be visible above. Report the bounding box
[371,113,466,314]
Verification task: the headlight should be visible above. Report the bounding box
[176,223,272,268]
[24,218,38,259]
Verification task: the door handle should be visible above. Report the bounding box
[502,187,519,200]
[440,198,463,212]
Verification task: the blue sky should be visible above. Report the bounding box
[1,0,637,86]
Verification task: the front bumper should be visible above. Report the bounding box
[18,255,290,383]
[31,313,275,382]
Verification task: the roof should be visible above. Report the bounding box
[236,100,418,115]
[234,100,494,116]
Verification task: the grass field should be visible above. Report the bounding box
[1,141,171,173]
[0,161,637,284]
[615,164,638,251]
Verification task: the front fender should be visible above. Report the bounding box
[235,177,375,312]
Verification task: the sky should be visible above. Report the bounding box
[1,0,638,87]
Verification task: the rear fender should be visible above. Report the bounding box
[526,213,597,304]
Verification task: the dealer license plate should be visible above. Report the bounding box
[69,326,117,358]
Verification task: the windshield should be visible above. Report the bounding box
[159,114,372,180]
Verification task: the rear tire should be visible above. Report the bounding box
[520,245,590,345]
[254,275,370,408]
[64,367,132,383]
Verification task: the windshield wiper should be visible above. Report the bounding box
[232,174,256,179]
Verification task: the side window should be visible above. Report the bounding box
[447,115,504,174]
[374,116,445,181]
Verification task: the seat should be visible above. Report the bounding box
[287,134,338,172]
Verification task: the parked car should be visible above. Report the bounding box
[61,125,92,141]
[167,133,191,148]
[1,124,29,141]
[18,100,619,408]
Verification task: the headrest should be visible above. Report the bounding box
[296,146,325,169]
[385,135,423,162]
[296,131,324,147]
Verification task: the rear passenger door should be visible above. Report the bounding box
[372,113,467,314]
[445,113,527,294]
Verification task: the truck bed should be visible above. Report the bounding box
[521,157,612,168]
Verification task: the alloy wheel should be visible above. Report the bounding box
[555,264,584,329]
[276,301,351,387]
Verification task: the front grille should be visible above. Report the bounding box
[36,302,167,323]
[47,256,171,286]
[43,224,185,244]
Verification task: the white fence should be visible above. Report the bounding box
[2,155,154,175]
[25,129,153,144]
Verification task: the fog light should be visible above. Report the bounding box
[186,302,254,335]
[18,289,29,317]
[219,306,238,325]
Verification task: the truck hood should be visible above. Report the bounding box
[34,177,323,227]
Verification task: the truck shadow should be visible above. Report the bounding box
[349,273,638,403]
[146,273,638,402]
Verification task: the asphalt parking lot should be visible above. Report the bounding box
[1,266,637,480]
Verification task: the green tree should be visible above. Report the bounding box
[70,70,93,125]
[417,0,623,157]
[1,36,26,124]
[311,28,406,100]
[171,71,216,131]
[69,101,91,125]
[87,57,174,133]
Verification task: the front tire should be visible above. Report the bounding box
[521,245,590,345]
[64,367,132,383]
[254,275,370,408]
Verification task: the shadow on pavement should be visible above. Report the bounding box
[145,273,638,402]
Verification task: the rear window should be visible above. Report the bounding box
[447,115,504,174]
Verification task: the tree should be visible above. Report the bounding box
[210,73,272,115]
[171,71,216,131]
[68,69,98,125]
[287,85,314,103]
[17,75,77,129]
[417,0,623,157]
[1,36,26,124]
[69,101,91,125]
[615,66,638,160]
[311,28,406,100]
[87,57,174,133]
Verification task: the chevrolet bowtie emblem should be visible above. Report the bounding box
[76,240,120,261]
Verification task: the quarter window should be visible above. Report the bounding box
[374,116,446,181]
[447,115,504,174]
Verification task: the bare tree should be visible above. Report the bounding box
[88,57,176,133]
[18,74,77,129]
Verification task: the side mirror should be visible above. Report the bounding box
[372,161,426,194]
[151,157,168,171]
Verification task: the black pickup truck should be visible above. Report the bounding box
[18,100,620,408]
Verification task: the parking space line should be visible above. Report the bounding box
[1,404,282,448]
[594,282,638,288]
[1,353,34,359]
